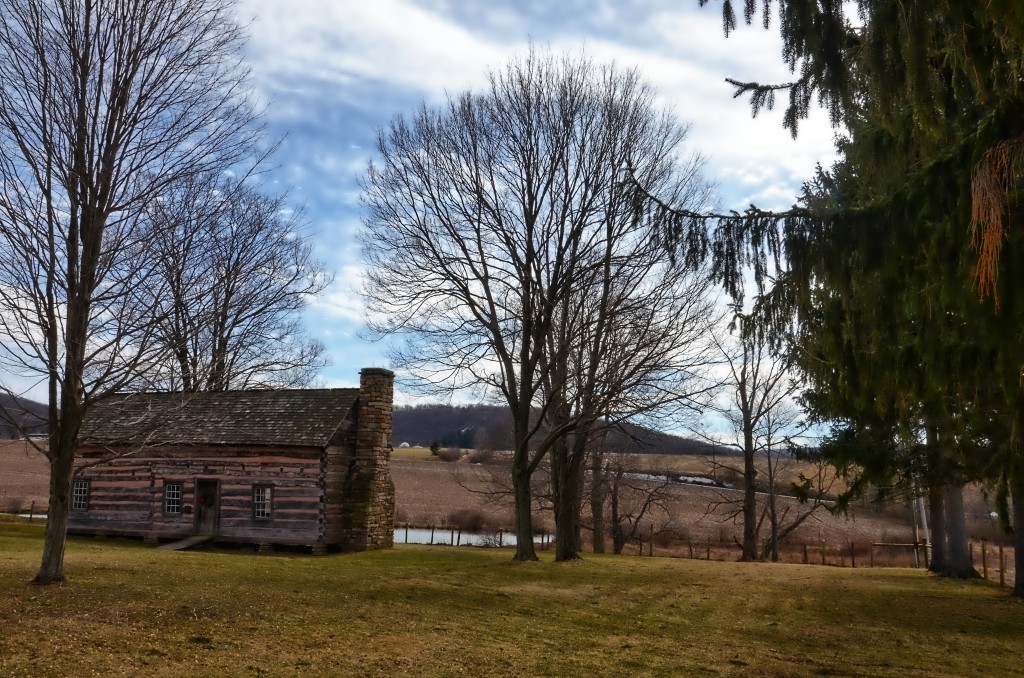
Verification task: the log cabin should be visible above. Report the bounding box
[67,368,395,553]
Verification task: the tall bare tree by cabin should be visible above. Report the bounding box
[361,47,715,560]
[0,0,261,584]
[539,230,721,560]
[700,311,834,561]
[134,171,330,392]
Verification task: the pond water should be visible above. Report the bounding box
[623,472,725,487]
[6,514,544,549]
[396,526,546,548]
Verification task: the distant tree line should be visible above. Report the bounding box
[392,403,717,456]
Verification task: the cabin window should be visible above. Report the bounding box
[71,480,89,511]
[253,485,272,520]
[164,482,182,514]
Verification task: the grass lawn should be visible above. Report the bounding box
[1,521,1021,677]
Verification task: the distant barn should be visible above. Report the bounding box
[67,368,395,553]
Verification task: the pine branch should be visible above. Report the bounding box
[621,160,814,303]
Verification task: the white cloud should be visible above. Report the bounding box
[241,0,512,100]
[179,2,846,399]
[2,2,854,415]
[310,282,366,325]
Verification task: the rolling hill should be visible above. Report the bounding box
[392,403,717,455]
[0,394,46,439]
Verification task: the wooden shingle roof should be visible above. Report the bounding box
[78,389,360,448]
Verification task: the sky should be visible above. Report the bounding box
[8,0,842,406]
[235,0,841,399]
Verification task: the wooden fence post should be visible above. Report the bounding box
[498,529,503,547]
[404,524,409,544]
[850,542,856,568]
[28,501,35,521]
[803,544,809,564]
[820,541,826,566]
[706,537,711,560]
[982,542,988,580]
[430,525,435,545]
[869,543,874,568]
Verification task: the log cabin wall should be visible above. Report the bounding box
[322,434,356,546]
[67,375,397,552]
[70,447,324,546]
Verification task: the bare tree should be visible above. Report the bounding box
[0,0,260,584]
[540,245,722,560]
[705,312,817,561]
[603,454,677,555]
[751,398,837,561]
[582,442,684,556]
[134,171,330,391]
[361,47,712,560]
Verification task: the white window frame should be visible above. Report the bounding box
[71,480,89,511]
[164,482,182,515]
[253,485,272,520]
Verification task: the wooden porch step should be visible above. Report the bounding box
[157,534,214,551]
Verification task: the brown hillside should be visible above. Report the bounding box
[0,441,48,511]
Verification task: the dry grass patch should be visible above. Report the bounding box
[391,445,437,461]
[1,520,1021,677]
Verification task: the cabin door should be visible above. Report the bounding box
[195,480,220,535]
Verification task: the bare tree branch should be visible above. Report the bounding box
[361,47,717,561]
[0,0,261,584]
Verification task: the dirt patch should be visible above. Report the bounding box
[392,456,914,545]
[391,458,519,529]
[0,440,49,511]
[392,456,1013,577]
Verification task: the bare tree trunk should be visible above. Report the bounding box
[550,432,569,559]
[942,482,979,579]
[554,466,582,560]
[36,305,89,583]
[1013,473,1024,597]
[741,427,758,561]
[925,428,948,575]
[34,446,74,584]
[928,482,948,574]
[512,443,538,561]
[550,422,588,561]
[590,450,605,554]
[610,470,626,555]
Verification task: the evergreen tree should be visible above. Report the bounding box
[626,2,1024,589]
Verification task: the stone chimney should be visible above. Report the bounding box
[341,368,396,550]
